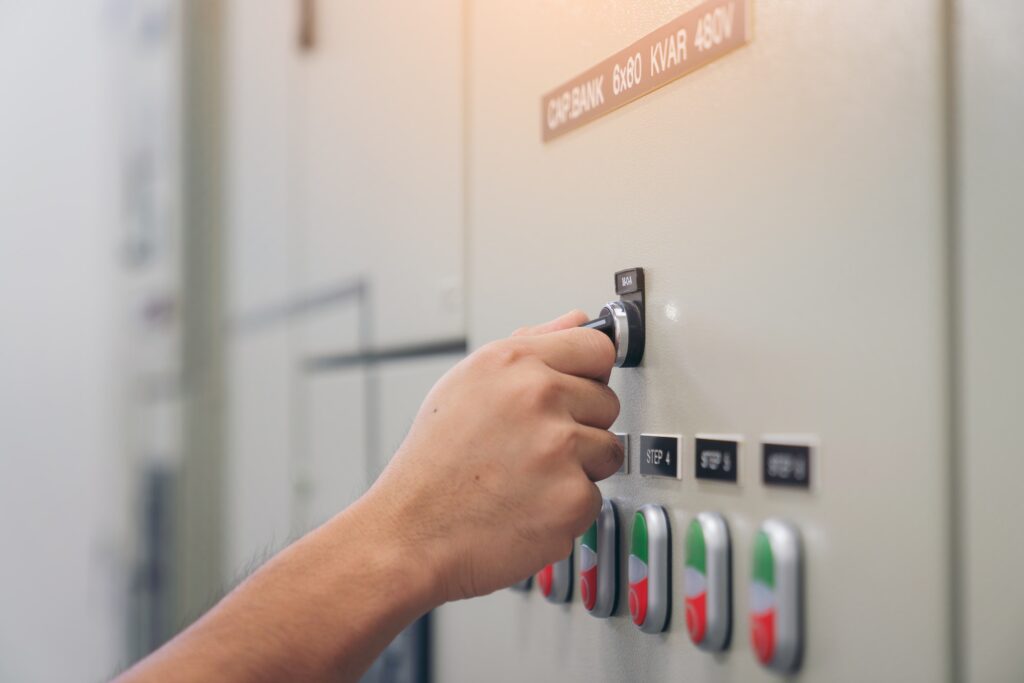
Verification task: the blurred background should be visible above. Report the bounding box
[1,1,1021,682]
[2,1,460,679]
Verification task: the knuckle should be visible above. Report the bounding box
[600,433,625,476]
[550,423,580,455]
[595,384,621,427]
[479,339,523,368]
[528,374,564,412]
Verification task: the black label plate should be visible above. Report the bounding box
[639,434,681,479]
[614,268,643,295]
[695,438,739,482]
[762,443,811,488]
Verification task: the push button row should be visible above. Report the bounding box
[519,504,804,674]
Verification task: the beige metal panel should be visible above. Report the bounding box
[224,329,294,578]
[447,1,949,682]
[222,0,295,316]
[293,1,464,347]
[958,1,1024,679]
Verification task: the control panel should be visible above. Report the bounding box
[456,2,956,671]
[508,268,816,676]
[515,438,808,674]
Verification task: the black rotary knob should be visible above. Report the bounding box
[581,300,644,368]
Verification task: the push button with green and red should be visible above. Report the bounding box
[579,498,618,618]
[750,518,803,674]
[537,550,572,603]
[628,504,670,633]
[684,512,731,651]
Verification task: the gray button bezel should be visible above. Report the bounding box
[544,551,572,604]
[691,511,732,651]
[758,518,803,673]
[634,503,671,633]
[583,498,619,618]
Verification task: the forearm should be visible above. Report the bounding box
[115,312,618,682]
[117,495,439,683]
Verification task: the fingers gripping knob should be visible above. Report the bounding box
[582,300,644,368]
[578,267,646,368]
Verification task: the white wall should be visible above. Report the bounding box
[0,1,128,679]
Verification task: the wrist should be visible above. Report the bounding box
[338,490,447,615]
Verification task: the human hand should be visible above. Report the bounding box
[115,311,622,683]
[361,310,622,604]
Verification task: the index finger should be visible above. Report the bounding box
[512,310,589,337]
[520,326,616,380]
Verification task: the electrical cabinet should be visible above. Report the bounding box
[374,356,464,472]
[224,329,294,574]
[438,1,952,681]
[221,0,297,579]
[221,0,466,586]
[222,0,293,316]
[299,367,369,531]
[958,1,1024,680]
[293,2,465,348]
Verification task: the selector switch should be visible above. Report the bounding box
[685,512,732,651]
[579,498,618,618]
[589,301,644,367]
[629,504,671,633]
[538,551,572,603]
[750,519,803,674]
[581,267,646,368]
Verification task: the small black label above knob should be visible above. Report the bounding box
[614,268,644,296]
